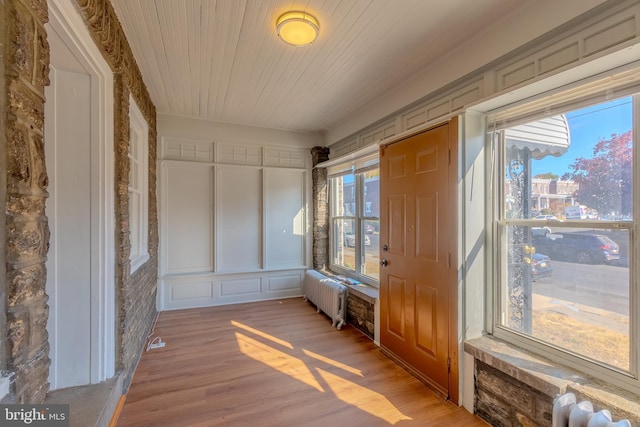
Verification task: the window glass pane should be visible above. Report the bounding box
[363,170,380,218]
[362,219,379,280]
[128,131,137,155]
[331,177,342,217]
[129,161,138,189]
[499,97,633,371]
[504,97,633,221]
[331,175,356,216]
[344,175,355,216]
[129,192,139,258]
[333,219,355,272]
[502,225,630,370]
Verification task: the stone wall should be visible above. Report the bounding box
[3,0,51,404]
[74,0,158,390]
[311,147,330,270]
[346,292,374,340]
[468,338,640,427]
[0,0,10,388]
[0,0,157,403]
[475,361,553,427]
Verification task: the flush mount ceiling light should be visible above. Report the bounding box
[276,11,319,46]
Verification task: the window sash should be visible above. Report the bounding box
[329,169,380,286]
[128,95,149,273]
[489,95,639,393]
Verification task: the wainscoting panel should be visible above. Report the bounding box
[159,270,305,310]
[267,274,303,292]
[220,277,262,297]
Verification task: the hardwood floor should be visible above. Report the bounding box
[117,298,487,426]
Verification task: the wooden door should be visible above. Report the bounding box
[379,119,458,401]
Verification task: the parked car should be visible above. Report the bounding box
[364,223,376,234]
[532,232,620,264]
[534,214,559,220]
[530,252,553,279]
[344,233,371,247]
[531,226,551,237]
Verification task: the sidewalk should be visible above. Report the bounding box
[532,293,629,335]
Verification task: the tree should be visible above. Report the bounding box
[566,131,632,216]
[364,169,379,179]
[534,172,559,180]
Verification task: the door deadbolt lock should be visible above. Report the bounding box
[382,244,388,252]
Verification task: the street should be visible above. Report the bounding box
[533,260,629,316]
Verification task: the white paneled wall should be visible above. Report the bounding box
[161,162,213,275]
[157,125,311,310]
[216,166,262,272]
[264,169,306,269]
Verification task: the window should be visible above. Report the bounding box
[491,93,637,391]
[329,157,380,285]
[128,96,149,273]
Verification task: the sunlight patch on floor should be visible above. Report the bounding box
[316,368,412,424]
[302,348,363,377]
[235,332,324,392]
[231,320,293,349]
[233,320,409,424]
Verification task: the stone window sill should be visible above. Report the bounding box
[321,269,379,303]
[343,282,378,303]
[464,336,640,424]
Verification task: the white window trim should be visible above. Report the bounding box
[328,165,380,287]
[486,86,640,395]
[328,173,356,276]
[128,95,149,274]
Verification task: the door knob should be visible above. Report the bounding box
[380,259,388,267]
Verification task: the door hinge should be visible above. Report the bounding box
[448,253,451,268]
[447,357,451,372]
[448,148,451,165]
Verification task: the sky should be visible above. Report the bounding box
[531,96,633,177]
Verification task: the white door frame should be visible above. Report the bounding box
[46,0,115,387]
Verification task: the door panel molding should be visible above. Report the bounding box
[416,193,438,261]
[415,284,437,357]
[416,147,438,174]
[387,155,407,179]
[388,195,406,256]
[386,275,406,340]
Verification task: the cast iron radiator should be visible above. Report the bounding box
[552,392,631,427]
[303,270,347,330]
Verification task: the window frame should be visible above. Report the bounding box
[487,93,640,394]
[329,165,380,287]
[128,95,149,274]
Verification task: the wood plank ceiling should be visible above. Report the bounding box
[111,0,531,134]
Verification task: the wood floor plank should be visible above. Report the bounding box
[117,298,487,426]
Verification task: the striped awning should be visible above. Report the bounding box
[505,114,570,160]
